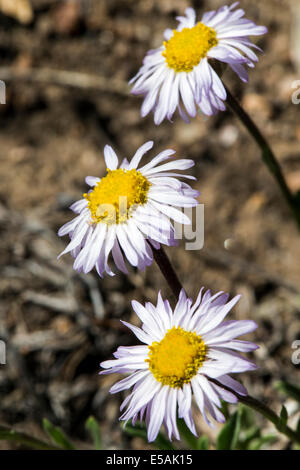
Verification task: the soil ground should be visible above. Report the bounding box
[0,0,299,450]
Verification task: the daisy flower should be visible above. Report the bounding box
[100,288,258,442]
[58,142,199,277]
[130,2,268,123]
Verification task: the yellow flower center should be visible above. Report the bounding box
[84,168,151,224]
[162,22,218,73]
[147,326,207,388]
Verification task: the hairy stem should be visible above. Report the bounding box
[152,246,182,299]
[225,85,300,230]
[211,378,300,444]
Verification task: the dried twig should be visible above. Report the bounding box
[11,329,86,352]
[79,274,105,319]
[0,66,129,96]
[22,290,78,313]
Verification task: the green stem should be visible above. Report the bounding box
[211,379,300,444]
[152,246,183,299]
[225,85,300,230]
[0,425,61,450]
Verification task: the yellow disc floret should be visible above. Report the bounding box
[147,326,207,388]
[162,22,218,73]
[84,168,151,224]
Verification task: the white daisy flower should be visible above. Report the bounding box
[100,288,258,442]
[58,142,199,277]
[130,2,268,123]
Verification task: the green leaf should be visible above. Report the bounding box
[216,407,242,450]
[220,400,230,420]
[297,417,300,435]
[239,405,254,429]
[248,434,277,450]
[240,426,261,449]
[280,406,288,424]
[293,416,300,449]
[42,418,75,450]
[0,425,60,450]
[85,416,101,450]
[197,435,210,450]
[276,405,288,433]
[176,419,198,449]
[275,381,300,404]
[122,421,174,450]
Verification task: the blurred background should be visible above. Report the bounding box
[0,0,300,450]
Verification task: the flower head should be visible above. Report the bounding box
[58,142,199,277]
[130,2,267,123]
[100,288,258,442]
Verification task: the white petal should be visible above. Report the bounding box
[139,149,176,173]
[217,374,248,396]
[104,145,119,170]
[85,176,101,187]
[179,73,197,117]
[116,225,139,267]
[142,159,194,176]
[203,320,258,344]
[149,200,191,225]
[128,141,154,170]
[147,386,169,442]
[110,370,148,394]
[121,320,153,345]
[58,215,90,258]
[111,238,129,274]
[69,199,88,213]
[164,388,180,440]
